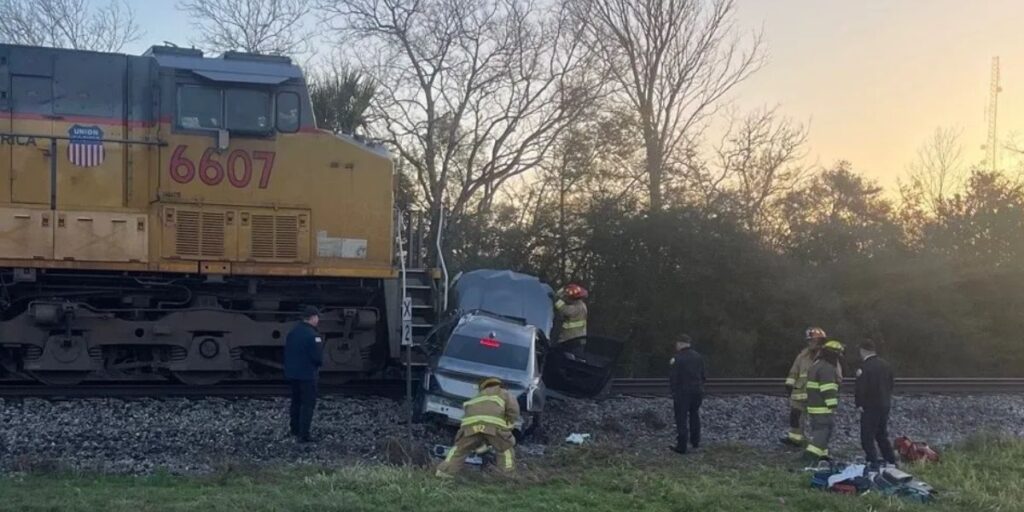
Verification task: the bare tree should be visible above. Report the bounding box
[177,0,313,56]
[574,0,763,212]
[905,126,966,213]
[1001,134,1024,178]
[712,107,808,238]
[320,0,599,261]
[0,0,140,52]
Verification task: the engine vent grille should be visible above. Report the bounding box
[175,210,226,258]
[175,211,200,256]
[250,214,300,261]
[200,212,225,258]
[252,215,275,259]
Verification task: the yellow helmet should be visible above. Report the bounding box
[479,377,502,390]
[823,340,844,352]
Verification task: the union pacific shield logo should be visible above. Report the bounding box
[67,125,105,167]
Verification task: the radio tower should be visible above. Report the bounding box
[984,57,1002,171]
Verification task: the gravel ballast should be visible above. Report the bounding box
[2,394,1022,474]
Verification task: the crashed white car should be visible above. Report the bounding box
[417,270,620,434]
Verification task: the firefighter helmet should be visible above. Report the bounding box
[564,283,589,300]
[805,326,827,341]
[479,377,502,390]
[823,340,844,353]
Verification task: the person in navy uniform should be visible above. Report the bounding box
[855,339,897,467]
[669,334,706,454]
[284,305,323,443]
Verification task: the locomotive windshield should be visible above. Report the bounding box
[178,85,222,129]
[177,85,274,134]
[226,89,272,132]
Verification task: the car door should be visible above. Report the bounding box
[542,335,624,398]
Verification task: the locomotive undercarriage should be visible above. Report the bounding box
[0,268,387,385]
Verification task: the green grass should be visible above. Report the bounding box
[2,436,1022,512]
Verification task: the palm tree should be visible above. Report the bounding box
[309,65,375,135]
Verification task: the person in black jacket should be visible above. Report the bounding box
[284,306,323,443]
[855,339,897,466]
[669,334,706,454]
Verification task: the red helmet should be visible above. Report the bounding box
[564,283,589,300]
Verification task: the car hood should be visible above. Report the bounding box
[451,269,555,339]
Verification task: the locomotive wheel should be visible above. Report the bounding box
[172,371,230,386]
[28,370,90,386]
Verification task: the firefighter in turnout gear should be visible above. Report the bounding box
[554,284,588,343]
[780,327,827,447]
[436,377,520,477]
[805,340,844,461]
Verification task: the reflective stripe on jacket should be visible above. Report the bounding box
[459,386,520,437]
[786,347,816,401]
[555,299,587,342]
[806,360,840,415]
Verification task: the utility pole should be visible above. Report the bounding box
[983,56,1002,172]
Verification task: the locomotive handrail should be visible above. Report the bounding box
[1,132,167,210]
[0,132,168,146]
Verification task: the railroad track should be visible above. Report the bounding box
[0,380,409,399]
[610,378,1024,396]
[1,378,1022,399]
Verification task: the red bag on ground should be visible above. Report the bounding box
[895,436,940,463]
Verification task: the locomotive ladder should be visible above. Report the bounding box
[396,210,444,354]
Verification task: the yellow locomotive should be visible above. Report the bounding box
[0,44,418,385]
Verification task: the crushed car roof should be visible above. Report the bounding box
[450,269,554,339]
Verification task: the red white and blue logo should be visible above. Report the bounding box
[67,125,105,167]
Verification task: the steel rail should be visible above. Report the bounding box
[0,381,408,399]
[610,378,1024,396]
[1,378,1022,399]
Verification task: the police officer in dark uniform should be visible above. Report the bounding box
[284,306,323,443]
[669,334,706,454]
[855,339,897,467]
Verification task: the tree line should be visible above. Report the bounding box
[4,0,1022,377]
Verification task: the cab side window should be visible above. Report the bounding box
[277,92,300,133]
[177,85,222,130]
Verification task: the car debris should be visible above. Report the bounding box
[565,433,592,445]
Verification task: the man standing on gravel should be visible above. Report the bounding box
[855,340,897,468]
[669,334,706,455]
[284,306,323,443]
[781,327,827,448]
